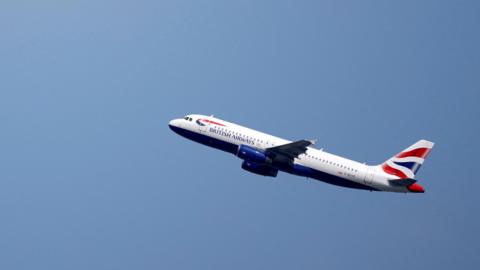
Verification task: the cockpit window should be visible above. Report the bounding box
[184,116,189,120]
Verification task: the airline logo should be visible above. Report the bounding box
[382,144,433,179]
[196,118,225,127]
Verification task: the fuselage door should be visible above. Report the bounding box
[197,118,208,133]
[364,167,374,185]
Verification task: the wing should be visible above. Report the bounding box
[266,139,315,160]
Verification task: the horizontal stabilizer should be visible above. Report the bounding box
[388,178,417,187]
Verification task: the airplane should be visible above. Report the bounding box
[169,114,434,193]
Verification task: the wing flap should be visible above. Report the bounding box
[266,139,315,159]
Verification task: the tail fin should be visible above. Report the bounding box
[381,140,434,179]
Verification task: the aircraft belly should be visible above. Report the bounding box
[291,161,377,191]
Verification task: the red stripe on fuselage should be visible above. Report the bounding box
[396,148,430,159]
[382,164,407,178]
[201,119,225,126]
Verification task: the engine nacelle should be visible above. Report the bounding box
[241,161,278,177]
[237,145,270,164]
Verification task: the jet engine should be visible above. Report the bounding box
[241,161,278,177]
[237,145,271,164]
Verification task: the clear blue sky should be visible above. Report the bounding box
[1,1,479,269]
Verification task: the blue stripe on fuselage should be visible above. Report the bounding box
[169,125,377,191]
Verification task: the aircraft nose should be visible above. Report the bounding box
[168,119,182,129]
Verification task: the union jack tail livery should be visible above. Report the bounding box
[381,139,435,180]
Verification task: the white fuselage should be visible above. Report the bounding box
[169,114,414,192]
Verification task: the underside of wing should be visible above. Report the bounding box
[266,140,315,160]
